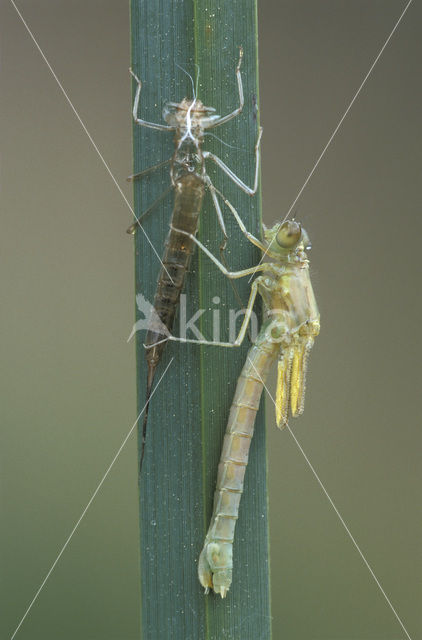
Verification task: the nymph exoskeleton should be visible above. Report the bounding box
[128,49,263,471]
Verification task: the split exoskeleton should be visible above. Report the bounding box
[128,49,262,470]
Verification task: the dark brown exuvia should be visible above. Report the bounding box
[127,52,262,471]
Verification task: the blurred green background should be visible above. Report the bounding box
[1,1,420,638]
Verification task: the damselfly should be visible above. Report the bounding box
[161,212,320,596]
[128,50,262,471]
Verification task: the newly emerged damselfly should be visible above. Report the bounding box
[159,211,320,596]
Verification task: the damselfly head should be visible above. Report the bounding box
[276,220,302,248]
[264,220,310,259]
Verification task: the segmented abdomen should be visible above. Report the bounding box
[199,335,279,595]
[145,173,204,368]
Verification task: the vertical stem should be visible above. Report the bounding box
[131,1,271,638]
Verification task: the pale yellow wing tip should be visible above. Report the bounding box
[276,416,288,430]
[219,586,228,598]
[276,353,292,429]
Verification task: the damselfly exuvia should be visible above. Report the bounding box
[161,213,320,596]
[128,49,262,471]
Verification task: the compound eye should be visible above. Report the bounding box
[276,221,301,248]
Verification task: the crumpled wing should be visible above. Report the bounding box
[289,337,314,417]
[276,337,315,428]
[275,347,293,428]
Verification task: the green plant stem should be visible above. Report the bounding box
[131,1,271,638]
